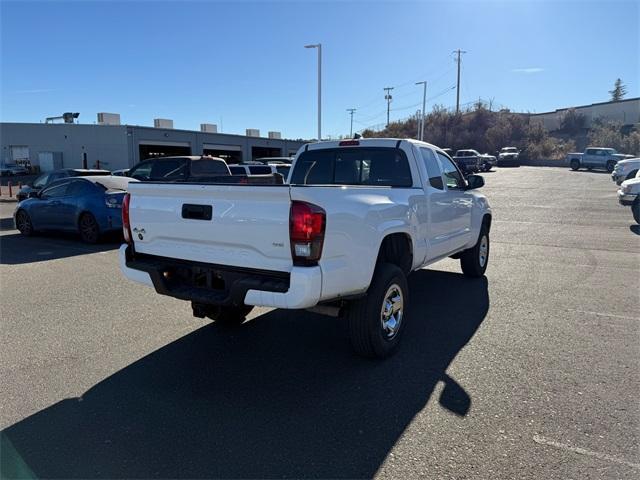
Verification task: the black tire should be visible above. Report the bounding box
[460,224,490,278]
[207,305,254,326]
[15,210,34,236]
[570,159,580,171]
[606,161,616,173]
[626,170,638,180]
[633,199,640,225]
[78,212,100,244]
[347,263,408,359]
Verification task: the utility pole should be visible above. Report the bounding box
[384,87,394,127]
[415,81,427,141]
[347,108,356,137]
[453,49,466,114]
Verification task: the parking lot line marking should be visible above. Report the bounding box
[567,309,639,321]
[533,435,640,469]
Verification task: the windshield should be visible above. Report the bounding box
[32,173,49,188]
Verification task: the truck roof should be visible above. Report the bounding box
[304,138,444,152]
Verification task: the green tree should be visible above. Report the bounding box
[609,78,628,102]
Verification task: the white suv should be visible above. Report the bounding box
[611,157,640,185]
[618,169,640,224]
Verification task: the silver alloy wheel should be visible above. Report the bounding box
[479,234,488,267]
[380,284,404,339]
[16,211,31,235]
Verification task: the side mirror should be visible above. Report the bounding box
[465,174,484,190]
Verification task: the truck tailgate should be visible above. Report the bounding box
[128,183,293,272]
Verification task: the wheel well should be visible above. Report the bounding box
[482,214,492,232]
[376,233,413,275]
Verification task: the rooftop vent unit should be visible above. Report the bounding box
[200,123,218,133]
[45,112,79,124]
[154,118,174,129]
[268,131,282,139]
[97,112,121,125]
[246,128,260,137]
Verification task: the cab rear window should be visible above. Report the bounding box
[290,147,412,187]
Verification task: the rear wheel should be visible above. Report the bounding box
[347,263,408,359]
[460,224,490,277]
[15,210,34,236]
[207,305,254,327]
[606,161,616,173]
[78,213,100,244]
[570,159,580,171]
[633,199,640,225]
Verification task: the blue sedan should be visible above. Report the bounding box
[14,176,133,243]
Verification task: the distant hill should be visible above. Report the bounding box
[358,104,640,159]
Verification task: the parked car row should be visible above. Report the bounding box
[0,164,29,176]
[12,155,291,242]
[614,160,640,224]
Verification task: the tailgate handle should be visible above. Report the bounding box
[182,204,212,221]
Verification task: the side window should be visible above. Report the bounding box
[41,181,70,198]
[276,166,291,178]
[248,166,271,175]
[129,161,153,180]
[419,148,444,190]
[437,152,465,190]
[48,172,66,183]
[67,180,95,196]
[150,159,188,180]
[585,149,596,156]
[229,166,245,175]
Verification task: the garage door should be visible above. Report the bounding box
[10,145,30,162]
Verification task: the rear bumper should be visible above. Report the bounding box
[119,244,321,309]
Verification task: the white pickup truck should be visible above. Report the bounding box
[119,139,492,358]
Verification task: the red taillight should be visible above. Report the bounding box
[290,201,326,266]
[122,193,132,244]
[339,140,360,146]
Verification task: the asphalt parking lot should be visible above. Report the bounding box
[1,166,638,479]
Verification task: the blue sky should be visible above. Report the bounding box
[1,0,638,139]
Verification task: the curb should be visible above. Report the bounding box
[0,198,18,203]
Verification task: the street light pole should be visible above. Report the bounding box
[347,108,356,137]
[305,43,322,141]
[415,81,427,141]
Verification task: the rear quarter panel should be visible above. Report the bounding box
[290,186,422,300]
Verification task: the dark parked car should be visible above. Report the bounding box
[128,156,231,181]
[0,164,29,176]
[16,169,110,201]
[452,150,483,174]
[14,176,133,243]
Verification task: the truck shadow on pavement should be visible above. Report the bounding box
[0,232,121,265]
[1,270,489,479]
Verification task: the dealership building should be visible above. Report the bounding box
[0,113,307,171]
